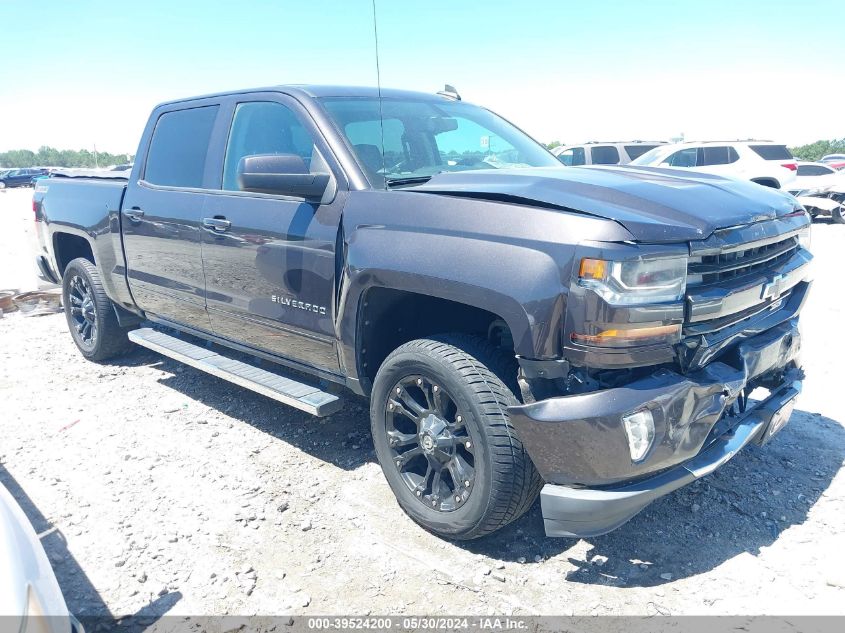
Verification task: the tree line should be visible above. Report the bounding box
[0,146,134,169]
[3,139,843,169]
[789,138,845,162]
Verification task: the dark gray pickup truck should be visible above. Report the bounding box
[32,85,812,539]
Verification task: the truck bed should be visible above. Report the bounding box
[37,176,127,225]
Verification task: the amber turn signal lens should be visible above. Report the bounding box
[571,324,682,347]
[579,258,607,281]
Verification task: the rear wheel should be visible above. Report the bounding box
[370,335,541,540]
[833,205,845,224]
[62,257,133,361]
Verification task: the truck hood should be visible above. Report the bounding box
[408,165,801,242]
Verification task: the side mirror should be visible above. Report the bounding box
[237,154,329,200]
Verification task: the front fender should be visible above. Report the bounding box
[337,224,569,381]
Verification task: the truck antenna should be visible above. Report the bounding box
[371,0,386,186]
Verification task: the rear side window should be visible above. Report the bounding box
[624,145,658,160]
[749,144,793,160]
[144,106,219,188]
[590,145,620,165]
[699,146,737,166]
[797,164,833,176]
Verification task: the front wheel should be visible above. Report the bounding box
[833,205,845,224]
[370,335,541,540]
[62,257,133,361]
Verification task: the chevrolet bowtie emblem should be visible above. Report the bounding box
[761,273,786,300]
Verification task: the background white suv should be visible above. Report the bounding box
[630,140,798,189]
[552,141,666,166]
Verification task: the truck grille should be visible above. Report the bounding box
[687,235,799,287]
[683,220,811,340]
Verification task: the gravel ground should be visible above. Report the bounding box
[0,188,844,623]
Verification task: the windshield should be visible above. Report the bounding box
[319,96,560,187]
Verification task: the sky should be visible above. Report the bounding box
[0,0,843,155]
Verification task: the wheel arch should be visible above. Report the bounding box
[353,286,520,391]
[750,177,781,189]
[53,231,95,275]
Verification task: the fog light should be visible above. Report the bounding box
[622,409,655,462]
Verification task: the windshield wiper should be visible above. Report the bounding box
[385,175,436,188]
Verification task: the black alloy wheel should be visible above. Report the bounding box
[385,374,475,512]
[370,335,542,540]
[67,273,98,350]
[61,257,133,361]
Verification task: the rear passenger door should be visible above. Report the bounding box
[588,145,621,165]
[200,94,347,371]
[122,102,223,329]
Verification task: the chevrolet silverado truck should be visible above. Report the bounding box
[32,85,812,539]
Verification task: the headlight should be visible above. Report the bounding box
[578,256,688,305]
[798,224,812,250]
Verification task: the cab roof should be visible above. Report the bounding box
[158,84,456,108]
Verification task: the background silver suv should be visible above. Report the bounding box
[552,141,666,166]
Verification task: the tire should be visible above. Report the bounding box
[370,335,542,540]
[62,257,133,361]
[833,205,845,224]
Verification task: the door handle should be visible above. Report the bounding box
[123,207,144,221]
[203,217,231,232]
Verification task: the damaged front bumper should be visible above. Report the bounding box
[508,320,803,537]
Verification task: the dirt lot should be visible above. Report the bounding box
[1,187,844,623]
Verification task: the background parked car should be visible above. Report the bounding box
[786,162,845,223]
[820,154,845,170]
[630,140,797,189]
[0,168,48,189]
[789,161,844,195]
[552,141,666,166]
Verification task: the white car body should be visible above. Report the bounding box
[630,141,798,189]
[0,483,81,633]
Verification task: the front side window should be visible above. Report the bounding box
[222,101,316,191]
[144,106,219,188]
[558,147,586,166]
[665,148,698,167]
[320,97,560,187]
[590,145,620,165]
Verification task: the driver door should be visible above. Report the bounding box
[201,95,346,371]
